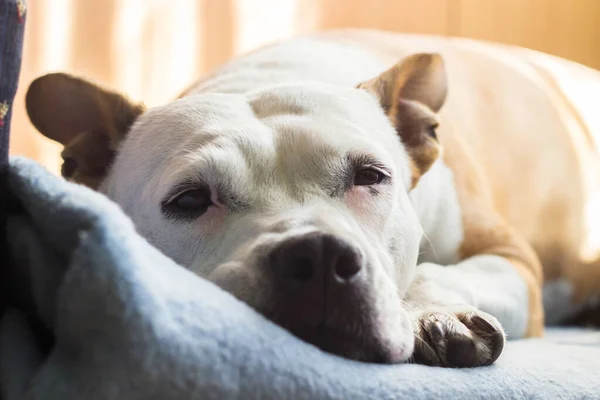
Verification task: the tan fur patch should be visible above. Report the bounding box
[390,99,441,187]
[359,53,447,187]
[441,130,545,337]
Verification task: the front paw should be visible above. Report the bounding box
[411,308,505,368]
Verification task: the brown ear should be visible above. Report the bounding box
[359,53,448,188]
[26,73,145,189]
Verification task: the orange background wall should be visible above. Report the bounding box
[10,0,600,173]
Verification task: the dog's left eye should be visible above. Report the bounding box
[162,188,213,219]
[354,168,385,186]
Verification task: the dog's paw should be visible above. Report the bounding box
[411,308,505,368]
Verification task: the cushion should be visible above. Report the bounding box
[2,157,599,400]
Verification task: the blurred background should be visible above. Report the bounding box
[9,0,600,174]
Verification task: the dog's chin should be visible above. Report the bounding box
[286,324,412,364]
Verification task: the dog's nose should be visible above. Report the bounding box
[270,233,363,285]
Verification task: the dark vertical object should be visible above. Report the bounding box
[0,0,26,322]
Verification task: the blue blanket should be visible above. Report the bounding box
[2,157,600,400]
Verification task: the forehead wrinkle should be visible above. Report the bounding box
[153,140,251,205]
[126,93,251,176]
[268,116,349,201]
[211,123,278,206]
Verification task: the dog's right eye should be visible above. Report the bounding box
[162,187,213,220]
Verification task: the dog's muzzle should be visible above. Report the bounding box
[210,227,412,364]
[265,232,408,363]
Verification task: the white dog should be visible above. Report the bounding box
[25,30,600,367]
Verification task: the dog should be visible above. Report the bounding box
[25,29,600,367]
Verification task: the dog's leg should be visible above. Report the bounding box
[405,138,544,368]
[405,257,524,367]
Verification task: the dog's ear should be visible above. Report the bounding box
[358,53,447,188]
[26,73,145,189]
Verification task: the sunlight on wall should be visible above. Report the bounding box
[8,0,600,177]
[113,0,146,103]
[160,0,199,104]
[113,0,199,106]
[40,0,72,69]
[234,0,311,54]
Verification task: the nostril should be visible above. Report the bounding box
[286,257,315,282]
[333,251,362,281]
[271,233,363,285]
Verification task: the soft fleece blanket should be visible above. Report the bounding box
[2,157,600,400]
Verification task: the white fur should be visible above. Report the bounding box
[99,33,529,362]
[407,257,528,339]
[410,159,463,265]
[409,160,529,338]
[103,76,422,361]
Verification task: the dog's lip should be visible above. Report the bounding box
[288,324,410,364]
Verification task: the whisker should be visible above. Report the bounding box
[421,232,439,263]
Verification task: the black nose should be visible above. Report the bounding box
[270,233,363,286]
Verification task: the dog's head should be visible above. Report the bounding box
[26,53,447,363]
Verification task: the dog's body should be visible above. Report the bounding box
[26,30,600,367]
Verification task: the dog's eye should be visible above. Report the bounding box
[162,188,213,219]
[354,168,385,186]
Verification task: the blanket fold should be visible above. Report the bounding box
[2,157,600,400]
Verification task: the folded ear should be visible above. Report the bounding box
[26,73,145,189]
[359,53,448,188]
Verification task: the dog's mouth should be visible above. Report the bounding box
[280,321,412,364]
